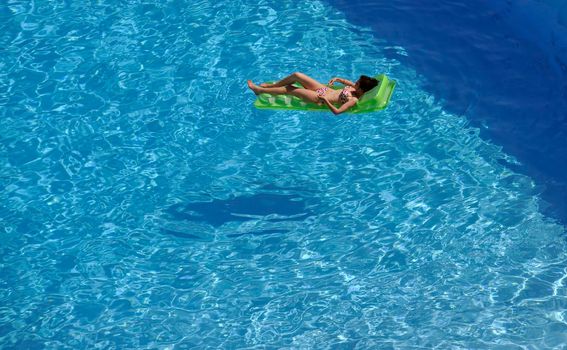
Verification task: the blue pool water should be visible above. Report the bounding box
[328,0,567,224]
[1,0,566,348]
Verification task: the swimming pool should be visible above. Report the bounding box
[328,0,567,225]
[1,0,566,348]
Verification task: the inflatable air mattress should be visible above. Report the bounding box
[253,74,396,113]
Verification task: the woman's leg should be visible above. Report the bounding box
[288,87,321,103]
[248,81,320,104]
[261,72,326,90]
[248,81,292,95]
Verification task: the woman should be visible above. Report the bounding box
[247,72,379,115]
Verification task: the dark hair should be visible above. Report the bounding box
[358,75,379,92]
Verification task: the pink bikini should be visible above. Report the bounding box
[316,86,353,105]
[316,87,329,96]
[338,88,352,104]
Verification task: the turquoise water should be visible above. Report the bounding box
[1,0,567,348]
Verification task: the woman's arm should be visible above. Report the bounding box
[328,77,356,87]
[319,96,358,115]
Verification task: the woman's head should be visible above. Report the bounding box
[356,75,379,93]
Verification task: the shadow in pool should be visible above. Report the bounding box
[163,192,312,239]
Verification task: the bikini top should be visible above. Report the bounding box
[339,87,353,104]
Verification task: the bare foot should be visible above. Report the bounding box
[247,80,261,95]
[260,83,273,88]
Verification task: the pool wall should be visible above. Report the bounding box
[325,0,567,224]
[488,0,567,70]
[473,0,567,225]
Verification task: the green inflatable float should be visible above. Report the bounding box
[253,74,396,113]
